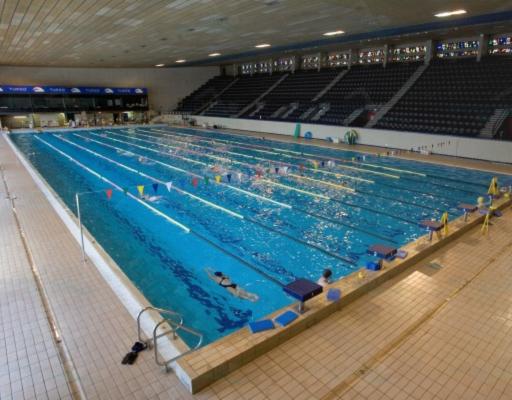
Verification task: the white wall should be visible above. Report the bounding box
[188,115,512,164]
[0,66,219,113]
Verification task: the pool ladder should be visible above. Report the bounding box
[137,306,203,372]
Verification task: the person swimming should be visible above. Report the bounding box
[141,194,162,203]
[206,268,259,302]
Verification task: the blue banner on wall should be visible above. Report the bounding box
[0,85,147,95]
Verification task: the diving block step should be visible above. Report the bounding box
[367,244,397,260]
[283,278,323,314]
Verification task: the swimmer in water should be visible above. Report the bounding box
[141,194,162,203]
[206,268,259,302]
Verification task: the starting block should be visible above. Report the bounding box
[420,220,444,241]
[457,203,477,222]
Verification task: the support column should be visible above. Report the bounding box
[477,34,488,61]
[424,40,433,65]
[383,44,389,67]
[348,49,354,69]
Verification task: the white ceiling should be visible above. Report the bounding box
[0,0,510,68]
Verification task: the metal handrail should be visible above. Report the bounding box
[152,319,204,371]
[136,306,203,372]
[136,306,183,343]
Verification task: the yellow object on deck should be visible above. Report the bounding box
[440,212,449,235]
[481,210,492,235]
[487,177,499,196]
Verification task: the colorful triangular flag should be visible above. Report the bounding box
[122,187,128,195]
[152,183,159,193]
[165,181,173,192]
[137,185,144,197]
[204,176,210,185]
[227,174,232,183]
[192,177,199,187]
[105,188,113,200]
[215,175,221,183]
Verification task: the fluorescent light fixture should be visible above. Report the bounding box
[175,59,186,63]
[323,30,345,36]
[155,63,165,67]
[208,52,221,57]
[255,43,271,48]
[434,9,466,18]
[14,116,27,119]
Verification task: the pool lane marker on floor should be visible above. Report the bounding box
[58,134,358,267]
[117,130,449,214]
[34,136,191,233]
[55,135,244,220]
[82,132,292,209]
[77,133,397,244]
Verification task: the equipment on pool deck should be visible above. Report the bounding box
[366,259,382,271]
[420,220,445,241]
[326,288,341,302]
[283,279,323,314]
[458,203,478,222]
[481,209,492,235]
[294,123,301,139]
[487,177,499,197]
[440,212,449,235]
[367,244,397,261]
[274,310,299,327]
[248,319,275,333]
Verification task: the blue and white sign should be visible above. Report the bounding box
[0,85,148,95]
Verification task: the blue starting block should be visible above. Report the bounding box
[367,244,397,260]
[283,278,323,313]
[457,203,477,222]
[420,220,444,241]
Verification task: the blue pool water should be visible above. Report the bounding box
[11,126,511,345]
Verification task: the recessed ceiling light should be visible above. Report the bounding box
[155,63,165,67]
[434,9,467,18]
[323,30,345,36]
[175,59,186,63]
[255,43,271,48]
[209,53,221,57]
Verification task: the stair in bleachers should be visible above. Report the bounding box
[204,73,286,118]
[376,57,512,137]
[312,69,348,101]
[236,73,289,117]
[480,109,510,138]
[175,76,236,114]
[315,62,421,126]
[366,64,427,128]
[245,69,339,121]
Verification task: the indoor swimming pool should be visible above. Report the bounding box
[10,126,510,345]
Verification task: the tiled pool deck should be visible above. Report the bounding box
[2,129,512,399]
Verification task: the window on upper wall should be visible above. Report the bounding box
[436,40,479,58]
[488,34,512,55]
[358,49,384,64]
[391,45,427,62]
[256,60,272,73]
[273,57,294,71]
[241,63,253,75]
[301,54,319,70]
[327,52,350,68]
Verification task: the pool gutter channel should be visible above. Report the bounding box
[3,132,195,390]
[176,192,511,394]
